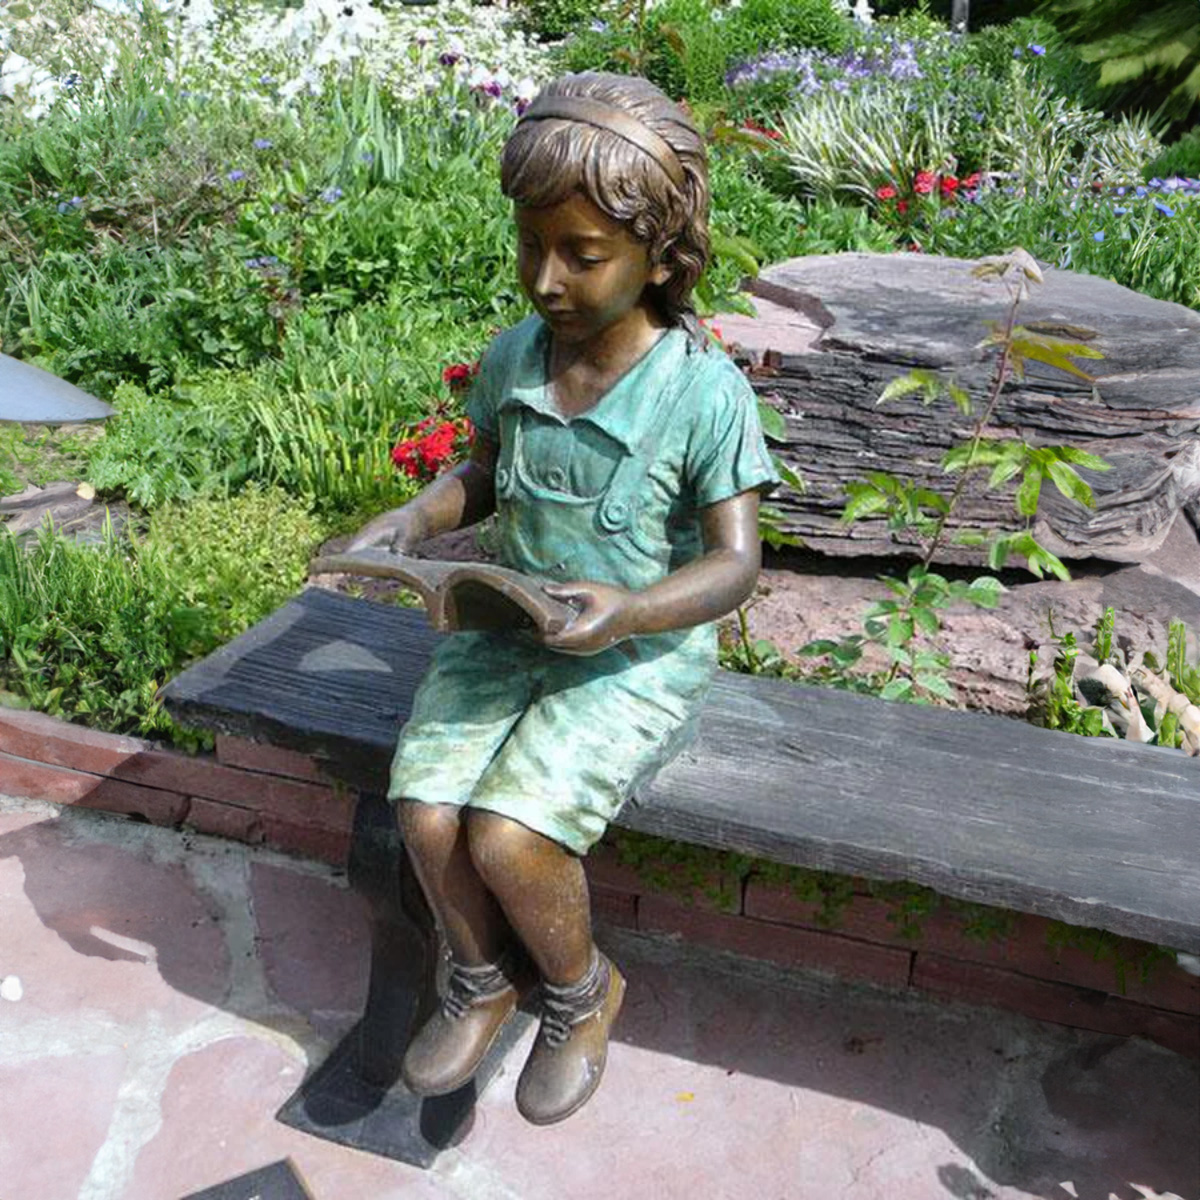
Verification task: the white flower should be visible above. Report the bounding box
[515,75,537,101]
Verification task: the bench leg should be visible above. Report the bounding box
[274,791,532,1167]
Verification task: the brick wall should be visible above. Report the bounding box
[2,707,1196,1059]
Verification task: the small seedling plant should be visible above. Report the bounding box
[794,249,1110,703]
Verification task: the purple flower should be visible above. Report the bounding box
[1153,200,1175,217]
[438,52,460,68]
[227,169,246,183]
[1027,43,1045,56]
[1135,185,1147,198]
[1116,186,1126,196]
[253,138,273,151]
[321,186,344,204]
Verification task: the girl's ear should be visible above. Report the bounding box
[649,262,672,287]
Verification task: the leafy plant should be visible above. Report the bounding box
[147,484,327,647]
[1040,0,1200,129]
[796,250,1110,704]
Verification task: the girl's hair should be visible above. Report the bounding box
[500,72,710,330]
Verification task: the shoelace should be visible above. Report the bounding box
[540,955,606,1048]
[441,960,511,1020]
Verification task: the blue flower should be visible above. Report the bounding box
[1113,206,1129,215]
[321,186,344,204]
[1135,185,1147,198]
[1154,200,1175,217]
[227,169,246,183]
[253,138,273,151]
[1027,43,1045,56]
[1093,230,1105,242]
[1012,46,1022,57]
[1115,186,1126,196]
[589,17,607,32]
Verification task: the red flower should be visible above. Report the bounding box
[913,170,935,195]
[391,416,475,482]
[741,120,781,140]
[962,172,981,190]
[939,174,959,196]
[875,184,898,201]
[441,361,479,393]
[896,199,909,215]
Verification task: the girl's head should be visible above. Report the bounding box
[500,72,709,328]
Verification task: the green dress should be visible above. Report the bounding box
[388,317,778,853]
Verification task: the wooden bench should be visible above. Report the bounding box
[161,585,1200,1164]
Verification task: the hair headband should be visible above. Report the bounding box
[517,95,687,191]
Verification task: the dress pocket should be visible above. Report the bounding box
[519,415,625,501]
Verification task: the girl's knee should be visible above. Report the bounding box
[466,810,534,883]
[397,800,462,856]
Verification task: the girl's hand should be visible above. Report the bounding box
[346,508,423,555]
[540,581,640,656]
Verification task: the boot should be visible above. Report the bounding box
[402,954,525,1096]
[515,950,625,1125]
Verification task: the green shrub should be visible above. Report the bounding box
[147,484,327,647]
[0,521,200,737]
[0,489,326,738]
[1147,128,1200,181]
[86,377,259,508]
[725,0,850,60]
[513,0,601,41]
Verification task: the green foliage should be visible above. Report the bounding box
[86,378,258,508]
[724,0,851,61]
[1040,0,1200,128]
[1029,624,1113,737]
[0,520,202,738]
[147,485,327,646]
[0,490,323,739]
[792,252,1110,704]
[1147,127,1200,180]
[919,186,1200,312]
[513,0,604,41]
[554,0,850,102]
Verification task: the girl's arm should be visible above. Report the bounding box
[347,435,499,553]
[541,490,761,655]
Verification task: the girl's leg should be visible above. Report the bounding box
[398,801,510,965]
[397,801,527,1095]
[467,810,625,1125]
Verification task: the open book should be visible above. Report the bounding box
[310,549,578,636]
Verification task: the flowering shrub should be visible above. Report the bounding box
[0,0,552,123]
[391,415,474,481]
[390,360,478,480]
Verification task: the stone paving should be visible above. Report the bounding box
[1,794,1197,1200]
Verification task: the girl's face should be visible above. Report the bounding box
[514,193,671,350]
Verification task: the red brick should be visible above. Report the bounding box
[584,842,645,895]
[744,881,916,947]
[589,882,638,930]
[185,798,265,846]
[260,816,352,867]
[214,735,329,784]
[916,911,1200,1017]
[912,952,1200,1056]
[0,706,151,774]
[0,751,188,827]
[0,709,356,831]
[639,894,913,988]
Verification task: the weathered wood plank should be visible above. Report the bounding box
[161,588,1200,953]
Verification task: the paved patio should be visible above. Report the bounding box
[1,793,1196,1200]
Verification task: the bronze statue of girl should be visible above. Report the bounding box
[350,70,777,1125]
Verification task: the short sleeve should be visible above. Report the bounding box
[686,358,780,508]
[464,341,503,441]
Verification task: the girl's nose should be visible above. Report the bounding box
[533,253,566,300]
